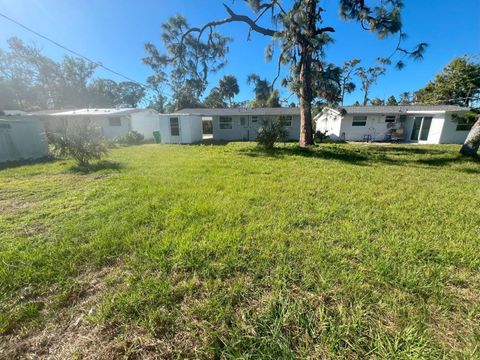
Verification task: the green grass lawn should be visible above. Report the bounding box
[1,143,479,358]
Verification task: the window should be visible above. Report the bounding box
[456,119,475,131]
[385,115,396,123]
[219,116,233,129]
[279,115,292,127]
[240,117,247,126]
[0,123,11,129]
[251,116,258,123]
[109,117,121,126]
[352,116,367,126]
[411,117,432,141]
[170,117,180,136]
[419,117,432,140]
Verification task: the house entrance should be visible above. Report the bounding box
[410,116,432,141]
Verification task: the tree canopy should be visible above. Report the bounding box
[218,75,240,106]
[247,74,281,108]
[356,66,386,106]
[145,0,425,146]
[386,95,398,105]
[338,59,361,105]
[204,88,227,108]
[416,56,480,107]
[143,15,230,111]
[0,37,146,110]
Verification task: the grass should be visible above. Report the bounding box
[0,142,479,358]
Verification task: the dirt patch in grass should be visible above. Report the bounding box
[1,266,124,359]
[13,222,50,238]
[429,284,480,356]
[2,265,203,359]
[0,198,36,215]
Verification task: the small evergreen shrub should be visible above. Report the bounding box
[47,120,108,166]
[115,131,145,146]
[314,130,329,143]
[256,118,288,149]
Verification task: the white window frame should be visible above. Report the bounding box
[352,115,367,127]
[279,115,292,127]
[170,117,180,136]
[219,116,233,129]
[456,119,475,131]
[385,115,396,123]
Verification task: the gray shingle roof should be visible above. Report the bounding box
[174,107,300,116]
[338,105,469,114]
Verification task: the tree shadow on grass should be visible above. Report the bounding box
[237,144,480,170]
[0,156,56,171]
[366,146,446,155]
[416,156,469,167]
[460,167,480,174]
[69,160,123,174]
[238,145,371,165]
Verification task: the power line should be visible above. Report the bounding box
[0,11,172,97]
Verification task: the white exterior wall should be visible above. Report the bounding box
[439,112,470,144]
[95,116,131,139]
[130,110,160,140]
[212,115,300,141]
[48,111,162,140]
[0,119,49,163]
[317,110,469,144]
[402,113,444,144]
[339,114,398,141]
[46,115,131,139]
[187,115,203,143]
[285,116,301,140]
[316,110,343,140]
[157,114,203,144]
[424,115,443,144]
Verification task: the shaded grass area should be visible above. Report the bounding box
[0,143,479,358]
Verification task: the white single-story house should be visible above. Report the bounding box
[33,108,160,140]
[156,113,203,144]
[0,117,49,163]
[173,107,301,142]
[315,105,471,144]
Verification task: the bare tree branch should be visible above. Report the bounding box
[182,3,280,42]
[271,48,288,88]
[315,27,335,35]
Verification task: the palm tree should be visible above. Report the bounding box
[399,91,411,105]
[219,75,240,107]
[247,74,272,107]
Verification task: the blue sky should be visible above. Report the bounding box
[1,0,479,106]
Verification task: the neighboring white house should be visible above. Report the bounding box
[0,117,49,163]
[157,114,203,144]
[173,108,301,141]
[315,105,471,144]
[33,108,160,140]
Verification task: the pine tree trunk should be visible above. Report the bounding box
[460,117,480,156]
[299,95,313,147]
[298,0,316,148]
[298,48,314,147]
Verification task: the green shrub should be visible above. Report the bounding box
[256,118,288,149]
[47,120,108,166]
[115,131,145,146]
[314,130,329,143]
